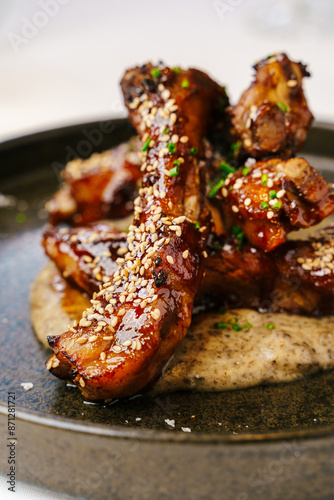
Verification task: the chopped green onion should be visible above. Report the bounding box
[172,67,181,74]
[214,322,228,329]
[181,79,189,88]
[231,142,240,153]
[272,200,282,210]
[151,68,161,78]
[232,226,242,235]
[220,162,236,175]
[169,166,179,177]
[244,323,253,329]
[232,323,242,332]
[163,127,170,134]
[142,137,151,152]
[261,173,268,186]
[276,102,287,112]
[208,178,225,198]
[190,147,198,155]
[167,143,176,154]
[242,167,251,176]
[266,323,275,330]
[267,54,274,59]
[16,212,26,224]
[195,222,200,230]
[269,190,277,199]
[261,201,269,209]
[173,159,181,167]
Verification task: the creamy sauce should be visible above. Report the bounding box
[31,262,334,393]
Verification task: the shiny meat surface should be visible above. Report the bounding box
[204,227,334,315]
[229,53,313,161]
[219,157,334,251]
[43,224,127,295]
[46,137,142,225]
[44,223,334,316]
[47,63,224,400]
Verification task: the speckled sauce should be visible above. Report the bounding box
[31,262,334,394]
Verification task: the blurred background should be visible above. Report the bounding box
[1,0,334,143]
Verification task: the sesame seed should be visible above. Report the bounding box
[46,358,53,371]
[161,89,171,100]
[166,255,174,265]
[276,189,286,199]
[94,325,103,333]
[244,138,252,148]
[88,335,98,343]
[122,340,132,347]
[151,308,161,320]
[113,345,122,353]
[232,205,239,213]
[222,187,228,197]
[100,352,106,361]
[170,113,177,124]
[267,178,274,188]
[182,250,189,259]
[171,134,179,143]
[103,336,113,340]
[79,377,85,387]
[244,198,251,206]
[173,216,186,224]
[180,136,189,143]
[111,317,118,327]
[287,79,297,87]
[52,358,60,368]
[267,210,274,219]
[83,255,93,263]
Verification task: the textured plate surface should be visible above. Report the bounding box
[1,120,334,500]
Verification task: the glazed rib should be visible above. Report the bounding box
[46,138,142,225]
[229,53,313,161]
[218,157,334,251]
[43,222,334,317]
[47,64,225,400]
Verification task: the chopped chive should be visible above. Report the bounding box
[169,166,179,177]
[151,68,161,78]
[244,323,253,329]
[242,167,251,176]
[16,212,26,224]
[181,79,189,88]
[208,178,225,198]
[220,162,236,175]
[266,323,275,330]
[232,323,242,332]
[272,200,282,210]
[167,143,176,154]
[173,159,181,167]
[261,201,269,209]
[231,142,240,153]
[195,222,200,230]
[172,66,181,74]
[276,101,287,112]
[269,190,277,199]
[190,147,198,155]
[142,137,151,152]
[267,54,274,59]
[214,322,228,329]
[232,226,242,235]
[261,173,268,186]
[163,127,170,134]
